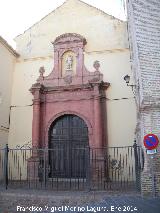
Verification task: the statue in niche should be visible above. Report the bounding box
[65,55,73,71]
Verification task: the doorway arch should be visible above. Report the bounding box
[48,114,89,178]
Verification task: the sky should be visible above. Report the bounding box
[0,0,126,48]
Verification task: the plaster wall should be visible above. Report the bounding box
[9,0,136,148]
[14,0,128,59]
[0,42,16,148]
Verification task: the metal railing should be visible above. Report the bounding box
[0,144,144,191]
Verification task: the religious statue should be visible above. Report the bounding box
[65,55,73,71]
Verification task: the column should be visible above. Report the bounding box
[32,90,41,148]
[28,87,41,180]
[93,85,102,148]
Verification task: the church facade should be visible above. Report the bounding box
[8,0,136,149]
[0,0,142,191]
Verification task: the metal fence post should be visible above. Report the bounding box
[4,144,9,190]
[86,146,91,191]
[43,147,47,188]
[133,140,141,191]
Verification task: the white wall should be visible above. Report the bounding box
[0,41,16,148]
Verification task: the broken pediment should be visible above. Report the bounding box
[36,33,105,88]
[53,33,87,46]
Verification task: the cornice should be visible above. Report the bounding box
[0,36,19,57]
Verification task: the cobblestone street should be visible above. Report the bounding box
[0,190,160,213]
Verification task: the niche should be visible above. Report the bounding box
[61,51,76,77]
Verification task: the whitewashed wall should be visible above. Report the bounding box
[0,41,16,148]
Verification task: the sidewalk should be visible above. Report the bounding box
[0,189,159,213]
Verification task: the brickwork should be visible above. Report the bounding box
[155,172,160,196]
[127,0,160,196]
[141,171,153,196]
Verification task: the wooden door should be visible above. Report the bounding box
[49,115,88,178]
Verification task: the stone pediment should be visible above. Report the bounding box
[53,33,87,46]
[34,33,107,89]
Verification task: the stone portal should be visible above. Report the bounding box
[30,33,110,149]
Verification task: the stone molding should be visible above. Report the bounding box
[0,36,19,57]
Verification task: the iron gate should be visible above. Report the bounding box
[0,143,144,191]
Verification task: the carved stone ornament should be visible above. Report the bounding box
[37,66,45,81]
[64,75,72,84]
[88,75,101,83]
[39,66,45,77]
[93,60,100,71]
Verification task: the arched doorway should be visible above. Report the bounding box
[48,114,89,178]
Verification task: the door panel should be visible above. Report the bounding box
[49,115,88,178]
